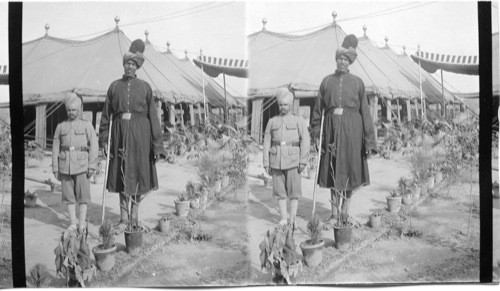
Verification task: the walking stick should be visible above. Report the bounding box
[101,114,113,224]
[311,109,325,217]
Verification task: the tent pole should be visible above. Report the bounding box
[418,58,425,119]
[201,64,207,124]
[223,72,227,124]
[441,69,446,118]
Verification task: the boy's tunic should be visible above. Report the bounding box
[52,118,98,204]
[263,113,310,198]
[52,118,98,175]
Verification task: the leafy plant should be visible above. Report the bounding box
[54,227,96,287]
[94,158,106,177]
[306,215,323,245]
[24,140,45,165]
[176,193,190,202]
[259,223,302,284]
[388,190,401,198]
[24,190,38,200]
[98,220,114,250]
[29,263,51,287]
[0,127,11,180]
[371,210,383,217]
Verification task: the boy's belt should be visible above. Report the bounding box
[271,141,300,146]
[60,145,89,152]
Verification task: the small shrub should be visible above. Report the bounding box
[98,220,114,249]
[306,215,323,245]
[29,263,51,287]
[24,140,45,165]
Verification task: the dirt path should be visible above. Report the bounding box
[23,150,493,286]
[246,151,482,284]
[24,155,250,287]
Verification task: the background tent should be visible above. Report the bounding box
[23,27,202,106]
[247,19,457,141]
[22,22,242,147]
[161,44,242,109]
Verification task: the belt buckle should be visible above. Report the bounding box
[122,112,131,120]
[334,108,343,115]
[280,141,286,146]
[69,146,75,151]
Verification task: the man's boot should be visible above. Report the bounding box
[113,193,129,234]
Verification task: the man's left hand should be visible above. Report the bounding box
[298,164,306,174]
[87,169,95,178]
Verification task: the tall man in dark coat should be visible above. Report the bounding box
[99,39,165,233]
[310,34,377,222]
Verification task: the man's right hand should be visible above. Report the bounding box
[265,167,272,176]
[53,172,61,181]
[102,143,108,158]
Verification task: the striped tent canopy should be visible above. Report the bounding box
[193,55,248,78]
[410,51,478,76]
[248,20,450,104]
[162,46,243,108]
[22,27,205,105]
[0,65,7,85]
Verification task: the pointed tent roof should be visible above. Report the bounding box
[23,28,203,105]
[249,20,450,104]
[161,45,243,108]
[378,42,458,104]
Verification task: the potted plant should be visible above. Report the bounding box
[386,190,402,213]
[369,210,383,228]
[493,181,499,198]
[299,215,325,267]
[24,190,38,207]
[54,226,96,287]
[124,194,144,256]
[28,263,51,287]
[175,193,191,217]
[307,153,317,180]
[184,181,201,209]
[259,222,302,284]
[332,190,353,251]
[158,216,170,233]
[93,158,105,184]
[92,220,117,272]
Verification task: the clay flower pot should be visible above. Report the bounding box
[124,229,143,256]
[402,193,412,205]
[386,195,402,213]
[175,200,190,217]
[92,244,117,272]
[300,239,325,267]
[333,223,352,251]
[158,218,170,233]
[493,186,500,198]
[370,214,381,228]
[190,197,200,209]
[25,196,37,208]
